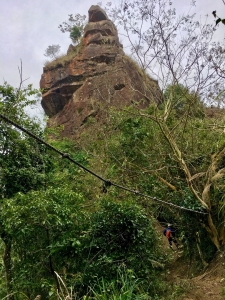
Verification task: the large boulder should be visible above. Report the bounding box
[40,5,162,138]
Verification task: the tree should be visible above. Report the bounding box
[100,0,225,250]
[105,0,225,105]
[163,83,205,118]
[0,76,51,299]
[0,81,48,198]
[69,26,82,44]
[58,14,86,44]
[44,44,61,59]
[0,117,92,298]
[1,187,85,299]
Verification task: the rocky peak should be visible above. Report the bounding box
[40,5,162,139]
[83,5,122,51]
[88,5,109,22]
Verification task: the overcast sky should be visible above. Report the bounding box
[0,0,224,114]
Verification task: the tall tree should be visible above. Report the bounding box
[0,75,50,299]
[95,0,225,250]
[105,0,225,105]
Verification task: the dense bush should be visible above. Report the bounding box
[84,200,159,280]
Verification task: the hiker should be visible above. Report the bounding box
[163,224,179,249]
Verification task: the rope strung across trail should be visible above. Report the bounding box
[0,113,208,215]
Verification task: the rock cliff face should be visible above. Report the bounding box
[40,5,162,138]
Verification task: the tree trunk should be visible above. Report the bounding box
[1,232,14,300]
[45,228,60,292]
[139,111,224,250]
[205,214,221,250]
[196,232,208,267]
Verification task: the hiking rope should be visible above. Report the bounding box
[0,113,208,215]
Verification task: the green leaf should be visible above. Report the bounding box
[216,18,221,25]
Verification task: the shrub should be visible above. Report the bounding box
[78,199,161,291]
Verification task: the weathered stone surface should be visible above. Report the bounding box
[40,5,162,138]
[88,5,109,22]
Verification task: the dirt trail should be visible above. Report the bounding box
[182,253,225,300]
[156,221,225,299]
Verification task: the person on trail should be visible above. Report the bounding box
[163,224,179,249]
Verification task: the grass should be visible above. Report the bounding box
[44,52,77,69]
[52,270,152,300]
[44,40,84,70]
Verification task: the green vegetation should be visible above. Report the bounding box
[58,13,86,45]
[1,0,225,299]
[2,78,224,298]
[69,26,82,44]
[44,52,76,69]
[0,82,165,299]
[212,10,225,26]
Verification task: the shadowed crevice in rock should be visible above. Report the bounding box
[40,5,162,138]
[80,109,99,126]
[51,75,84,88]
[88,5,109,22]
[114,83,125,90]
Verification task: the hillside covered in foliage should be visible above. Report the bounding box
[1,1,225,300]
